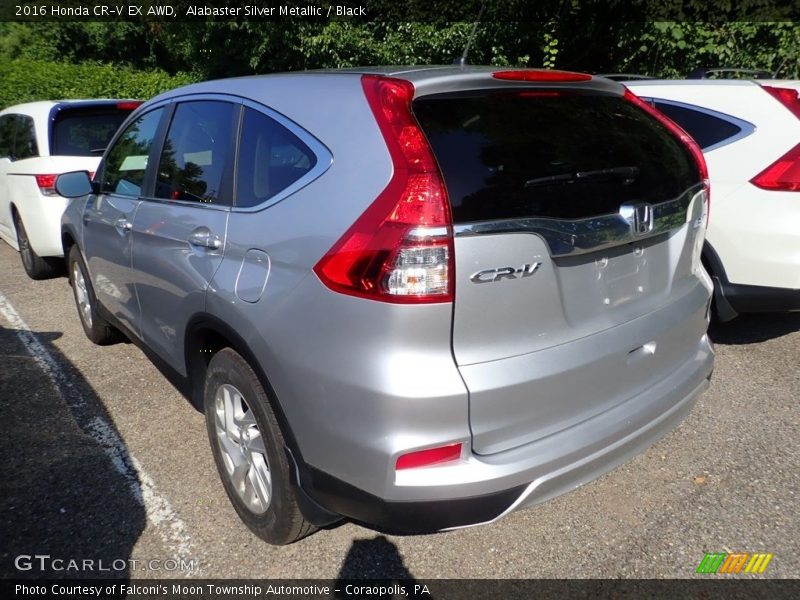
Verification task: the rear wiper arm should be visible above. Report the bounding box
[525,166,639,187]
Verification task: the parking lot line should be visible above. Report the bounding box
[0,290,198,572]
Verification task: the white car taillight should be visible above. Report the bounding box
[34,174,58,196]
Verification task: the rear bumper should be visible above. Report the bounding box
[16,192,69,258]
[299,335,714,533]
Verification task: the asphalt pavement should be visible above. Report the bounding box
[0,241,797,580]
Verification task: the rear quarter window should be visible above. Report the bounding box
[235,107,317,208]
[651,100,744,150]
[413,91,699,224]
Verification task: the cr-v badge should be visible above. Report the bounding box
[470,262,542,284]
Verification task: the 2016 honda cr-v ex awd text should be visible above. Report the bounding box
[58,67,714,544]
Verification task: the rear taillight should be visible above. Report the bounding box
[492,69,592,83]
[34,174,58,196]
[624,89,710,221]
[313,75,454,303]
[396,443,462,470]
[761,85,800,120]
[753,87,800,190]
[116,101,142,111]
[750,142,800,192]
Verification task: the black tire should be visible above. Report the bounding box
[68,245,119,345]
[14,214,62,280]
[204,348,315,545]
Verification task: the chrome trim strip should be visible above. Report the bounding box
[453,184,705,257]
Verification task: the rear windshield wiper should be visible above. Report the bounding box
[525,166,639,188]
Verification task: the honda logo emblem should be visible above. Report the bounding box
[620,202,654,236]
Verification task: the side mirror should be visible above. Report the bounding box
[54,171,97,197]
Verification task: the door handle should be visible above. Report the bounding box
[115,217,132,232]
[188,228,221,249]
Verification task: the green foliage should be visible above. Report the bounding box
[0,59,196,110]
[616,22,800,78]
[0,16,798,110]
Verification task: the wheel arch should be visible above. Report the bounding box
[184,313,341,527]
[701,240,739,321]
[701,240,726,282]
[61,229,78,273]
[183,314,301,455]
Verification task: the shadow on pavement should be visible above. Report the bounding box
[335,535,431,598]
[709,312,800,345]
[0,325,145,579]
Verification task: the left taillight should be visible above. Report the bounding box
[313,75,454,303]
[34,174,58,196]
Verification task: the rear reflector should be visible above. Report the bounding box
[493,69,592,82]
[761,85,800,120]
[34,174,58,196]
[396,443,462,470]
[313,75,454,303]
[750,142,800,192]
[624,89,710,219]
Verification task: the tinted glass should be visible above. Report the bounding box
[413,92,699,224]
[155,101,236,205]
[235,107,317,208]
[13,115,38,160]
[100,108,164,196]
[653,101,742,150]
[52,107,135,156]
[0,115,14,157]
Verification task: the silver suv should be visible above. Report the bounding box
[58,67,715,545]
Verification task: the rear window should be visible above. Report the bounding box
[51,106,135,156]
[412,91,699,224]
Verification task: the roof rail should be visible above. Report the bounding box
[597,74,657,81]
[688,68,773,79]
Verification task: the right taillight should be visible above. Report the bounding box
[313,75,454,303]
[623,88,710,223]
[750,142,800,192]
[761,85,800,120]
[748,86,800,192]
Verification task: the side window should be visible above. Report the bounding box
[235,107,317,208]
[155,101,236,205]
[13,115,39,160]
[0,115,15,158]
[653,101,742,150]
[100,108,164,196]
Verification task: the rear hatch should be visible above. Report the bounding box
[412,79,708,455]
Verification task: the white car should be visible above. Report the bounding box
[625,80,800,320]
[0,100,139,278]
